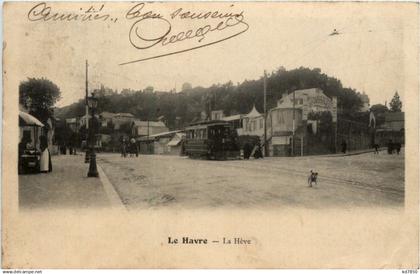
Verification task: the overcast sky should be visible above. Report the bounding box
[5,2,418,108]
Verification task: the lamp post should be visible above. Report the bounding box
[87,94,99,177]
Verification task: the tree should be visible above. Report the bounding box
[181,82,192,91]
[55,67,365,127]
[19,77,61,123]
[143,86,154,93]
[370,104,388,114]
[389,91,402,112]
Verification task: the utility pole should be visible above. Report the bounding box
[292,89,295,157]
[84,60,90,163]
[263,70,268,157]
[85,60,89,130]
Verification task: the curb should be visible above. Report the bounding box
[97,164,127,211]
[326,148,387,157]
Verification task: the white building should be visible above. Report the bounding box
[241,105,265,137]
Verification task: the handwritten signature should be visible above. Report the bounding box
[26,2,249,65]
[121,3,249,65]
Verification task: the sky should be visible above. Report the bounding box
[4,2,418,108]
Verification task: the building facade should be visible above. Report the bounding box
[131,120,169,138]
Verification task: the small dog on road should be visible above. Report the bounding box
[308,170,318,187]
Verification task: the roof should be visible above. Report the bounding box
[294,88,323,95]
[222,114,243,121]
[138,130,181,141]
[385,112,404,122]
[245,105,262,118]
[19,111,44,127]
[114,113,134,118]
[167,133,185,146]
[186,120,229,128]
[132,120,167,127]
[99,111,115,119]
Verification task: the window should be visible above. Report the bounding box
[260,119,263,129]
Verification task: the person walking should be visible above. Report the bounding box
[39,135,52,173]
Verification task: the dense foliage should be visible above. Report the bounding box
[55,67,364,130]
[389,91,402,112]
[19,77,61,124]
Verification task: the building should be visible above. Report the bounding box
[266,88,338,156]
[383,112,404,131]
[375,112,404,145]
[131,120,169,138]
[99,111,115,127]
[138,130,185,155]
[111,113,135,130]
[241,105,265,137]
[276,88,337,115]
[211,110,224,120]
[267,107,304,156]
[222,114,244,135]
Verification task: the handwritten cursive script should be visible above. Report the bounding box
[26,2,249,65]
[120,3,249,65]
[27,2,117,23]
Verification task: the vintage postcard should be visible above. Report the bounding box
[2,1,419,269]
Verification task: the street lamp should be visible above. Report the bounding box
[87,94,99,177]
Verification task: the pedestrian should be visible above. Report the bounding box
[130,137,137,157]
[373,144,379,154]
[121,138,127,158]
[395,142,401,155]
[254,144,263,159]
[341,140,347,154]
[387,139,393,154]
[243,143,251,159]
[39,135,52,173]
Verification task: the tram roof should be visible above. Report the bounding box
[185,120,230,129]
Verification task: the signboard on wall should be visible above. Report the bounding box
[272,136,290,145]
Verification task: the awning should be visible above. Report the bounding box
[19,111,44,127]
[167,133,184,146]
[167,138,181,147]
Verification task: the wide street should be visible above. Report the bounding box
[98,150,404,210]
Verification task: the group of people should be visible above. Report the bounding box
[387,140,402,155]
[18,134,52,174]
[243,143,263,159]
[341,139,402,155]
[121,137,138,157]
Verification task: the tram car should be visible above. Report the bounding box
[184,120,240,160]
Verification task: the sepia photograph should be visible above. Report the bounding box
[2,1,419,269]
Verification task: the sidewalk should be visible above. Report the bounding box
[326,147,387,157]
[19,154,112,209]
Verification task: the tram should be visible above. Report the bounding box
[184,120,240,160]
